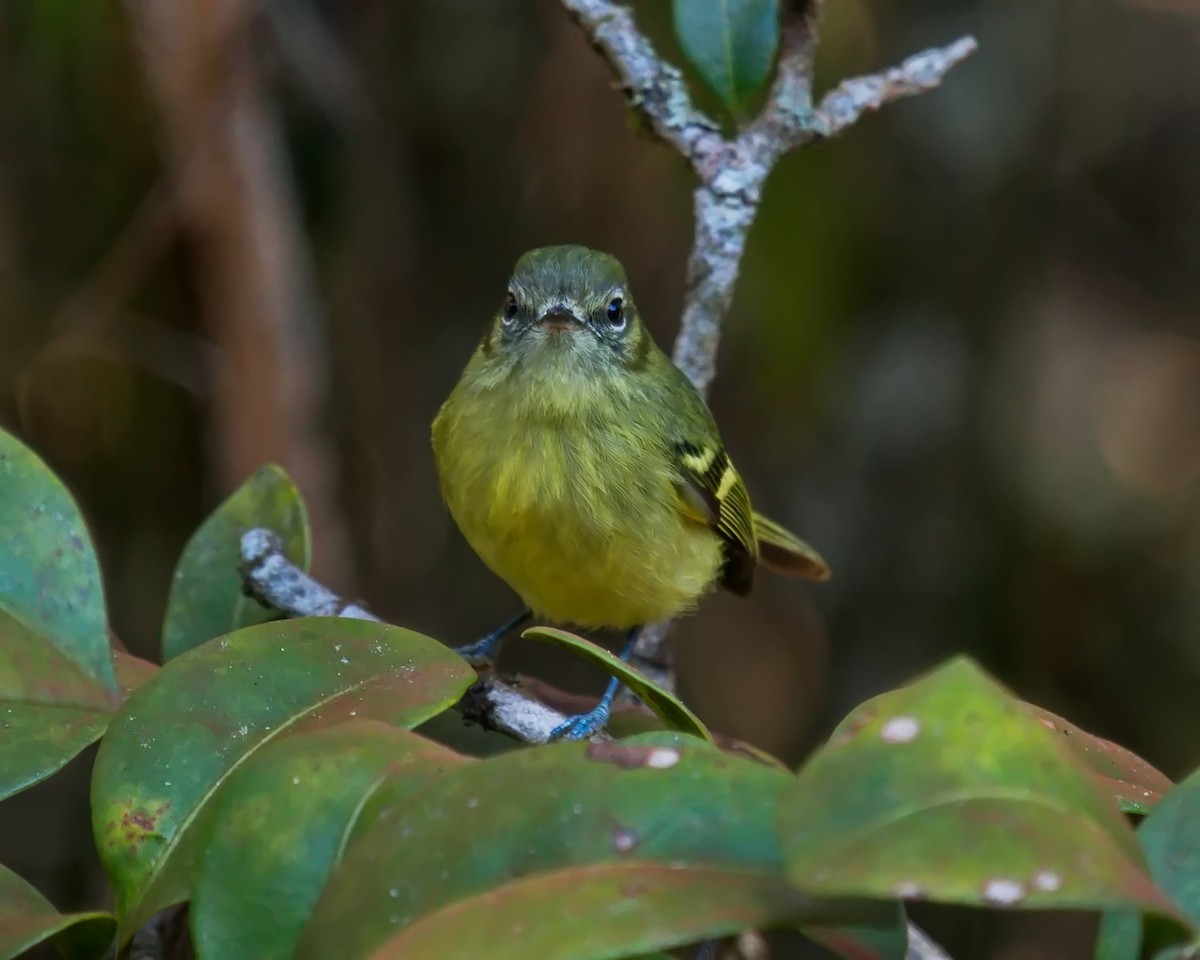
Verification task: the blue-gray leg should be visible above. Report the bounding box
[454,609,532,663]
[548,627,641,741]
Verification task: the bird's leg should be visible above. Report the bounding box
[453,608,532,664]
[547,627,640,741]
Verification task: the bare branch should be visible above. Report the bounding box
[805,36,978,141]
[238,529,608,745]
[558,0,976,694]
[557,0,724,171]
[744,2,821,161]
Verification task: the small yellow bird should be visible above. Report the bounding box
[432,245,828,737]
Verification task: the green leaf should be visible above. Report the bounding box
[781,657,1184,931]
[192,722,466,960]
[0,427,116,695]
[1127,767,1200,957]
[671,0,780,115]
[298,736,892,959]
[162,464,310,662]
[0,608,113,801]
[1094,911,1141,960]
[0,430,120,798]
[91,617,475,943]
[1026,704,1171,816]
[113,650,158,700]
[522,627,712,741]
[0,862,114,960]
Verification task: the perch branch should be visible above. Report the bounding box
[238,529,596,744]
[557,0,976,684]
[240,529,949,960]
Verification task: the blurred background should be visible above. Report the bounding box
[1,0,1198,956]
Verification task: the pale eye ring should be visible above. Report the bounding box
[606,297,625,330]
[502,293,519,325]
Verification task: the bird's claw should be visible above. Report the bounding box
[452,638,498,665]
[548,703,612,741]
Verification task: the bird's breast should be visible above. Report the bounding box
[433,387,722,628]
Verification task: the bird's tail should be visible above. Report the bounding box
[752,512,830,581]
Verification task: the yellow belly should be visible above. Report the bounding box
[433,404,722,629]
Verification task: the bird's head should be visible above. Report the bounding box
[481,245,648,377]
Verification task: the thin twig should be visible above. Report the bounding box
[238,529,604,744]
[557,0,976,686]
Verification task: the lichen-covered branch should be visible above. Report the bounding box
[239,528,600,744]
[557,0,976,685]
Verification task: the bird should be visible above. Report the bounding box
[431,245,828,739]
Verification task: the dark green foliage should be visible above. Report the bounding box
[1,425,1199,960]
[0,430,118,801]
[92,616,475,942]
[671,0,780,116]
[161,464,310,662]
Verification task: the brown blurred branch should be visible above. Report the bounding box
[124,0,354,588]
[559,0,976,686]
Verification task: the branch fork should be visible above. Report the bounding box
[561,0,975,682]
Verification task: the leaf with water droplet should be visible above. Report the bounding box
[1025,704,1171,816]
[298,735,893,958]
[192,722,466,960]
[162,464,310,662]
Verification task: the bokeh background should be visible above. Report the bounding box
[2,0,1199,956]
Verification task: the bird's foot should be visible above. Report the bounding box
[453,635,502,665]
[453,609,532,665]
[548,701,612,741]
[546,629,640,741]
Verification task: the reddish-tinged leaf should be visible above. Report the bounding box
[91,617,475,942]
[0,429,119,798]
[0,609,111,801]
[358,864,811,960]
[781,657,1185,933]
[113,650,158,700]
[0,863,113,960]
[1024,705,1171,816]
[803,913,908,960]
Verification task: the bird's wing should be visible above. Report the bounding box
[672,440,758,596]
[752,511,830,581]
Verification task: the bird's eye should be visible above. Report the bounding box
[606,298,625,328]
[502,293,519,324]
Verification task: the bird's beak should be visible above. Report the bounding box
[538,305,583,333]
